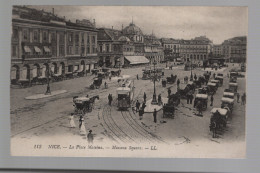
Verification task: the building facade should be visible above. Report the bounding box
[144,34,164,64]
[213,44,223,57]
[161,38,180,61]
[221,36,247,63]
[11,6,98,82]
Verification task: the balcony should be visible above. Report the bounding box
[23,54,52,59]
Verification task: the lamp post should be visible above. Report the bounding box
[151,61,158,105]
[190,59,193,81]
[45,66,51,95]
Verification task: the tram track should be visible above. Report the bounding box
[102,105,135,143]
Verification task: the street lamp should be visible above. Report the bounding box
[190,59,193,81]
[45,66,51,95]
[151,61,158,105]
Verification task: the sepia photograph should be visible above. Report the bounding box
[10,5,247,158]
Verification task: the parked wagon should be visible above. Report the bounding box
[163,92,180,118]
[207,82,217,95]
[229,82,238,93]
[223,92,235,99]
[209,108,229,137]
[215,76,223,86]
[111,70,121,77]
[166,74,177,84]
[221,97,234,113]
[91,69,100,75]
[194,94,208,111]
[162,78,167,87]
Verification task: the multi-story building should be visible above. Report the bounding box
[221,36,247,63]
[179,36,212,63]
[161,38,180,61]
[213,44,223,57]
[144,34,164,64]
[11,6,98,82]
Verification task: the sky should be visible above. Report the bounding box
[29,6,248,44]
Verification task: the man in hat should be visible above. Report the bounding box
[87,130,94,144]
[136,100,140,113]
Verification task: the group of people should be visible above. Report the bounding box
[135,92,148,120]
[108,94,113,106]
[69,113,94,143]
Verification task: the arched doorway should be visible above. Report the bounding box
[22,64,30,80]
[80,60,85,71]
[42,63,49,77]
[105,56,111,67]
[114,56,120,68]
[51,63,58,74]
[11,65,20,80]
[98,56,104,67]
[32,64,41,78]
[59,62,65,75]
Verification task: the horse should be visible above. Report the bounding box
[89,95,99,110]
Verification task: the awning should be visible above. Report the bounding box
[43,46,51,52]
[24,46,31,53]
[124,56,150,65]
[34,46,41,53]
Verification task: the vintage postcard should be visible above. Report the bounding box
[10,6,247,158]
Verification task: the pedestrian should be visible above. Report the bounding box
[136,100,140,113]
[143,92,147,103]
[108,94,113,106]
[136,74,139,80]
[210,95,214,106]
[139,109,143,120]
[158,94,162,105]
[104,82,107,89]
[79,115,83,129]
[189,93,194,104]
[141,102,146,111]
[194,74,197,81]
[79,116,86,135]
[153,109,157,123]
[87,130,94,144]
[237,93,240,103]
[109,75,111,81]
[69,113,76,128]
[213,73,216,79]
[177,79,180,87]
[168,88,171,97]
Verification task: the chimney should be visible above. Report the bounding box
[112,26,113,30]
[122,24,124,31]
[52,8,54,15]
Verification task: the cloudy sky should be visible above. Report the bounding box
[30,6,247,44]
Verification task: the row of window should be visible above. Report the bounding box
[68,46,97,55]
[12,28,97,45]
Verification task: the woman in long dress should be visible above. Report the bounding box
[79,116,87,135]
[69,113,76,128]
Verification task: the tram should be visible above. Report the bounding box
[116,80,135,110]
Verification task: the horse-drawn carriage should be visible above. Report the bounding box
[73,95,99,114]
[215,76,223,87]
[111,70,121,77]
[211,79,220,88]
[166,74,177,84]
[207,82,217,95]
[193,76,205,88]
[223,92,235,99]
[194,94,208,111]
[198,86,209,94]
[116,80,134,110]
[229,82,238,93]
[178,82,195,98]
[76,69,85,77]
[90,77,102,89]
[163,92,180,118]
[51,73,64,82]
[209,108,229,138]
[221,97,234,113]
